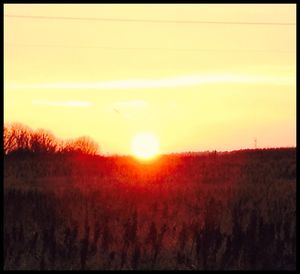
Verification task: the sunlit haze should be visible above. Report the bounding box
[4,4,296,155]
[131,132,159,160]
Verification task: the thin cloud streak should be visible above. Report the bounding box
[8,73,294,90]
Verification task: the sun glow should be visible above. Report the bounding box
[131,132,159,160]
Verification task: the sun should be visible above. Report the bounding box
[131,132,159,160]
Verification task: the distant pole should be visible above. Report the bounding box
[254,138,257,149]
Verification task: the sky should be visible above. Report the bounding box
[4,4,296,155]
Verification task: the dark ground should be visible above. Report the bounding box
[4,148,296,270]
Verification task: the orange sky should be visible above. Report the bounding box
[4,4,296,155]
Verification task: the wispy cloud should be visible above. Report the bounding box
[32,100,92,107]
[7,73,294,90]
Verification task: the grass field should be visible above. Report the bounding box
[4,148,296,270]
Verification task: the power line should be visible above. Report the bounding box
[4,14,296,26]
[5,43,292,53]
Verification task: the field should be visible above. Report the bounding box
[3,148,296,270]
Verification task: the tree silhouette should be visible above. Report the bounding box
[4,123,100,156]
[30,129,58,154]
[62,136,99,155]
[4,123,32,154]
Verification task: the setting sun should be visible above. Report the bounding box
[131,132,159,160]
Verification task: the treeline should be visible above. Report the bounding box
[4,123,99,156]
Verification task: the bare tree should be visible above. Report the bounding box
[4,125,16,155]
[61,136,99,155]
[4,123,100,156]
[30,129,58,153]
[4,123,32,154]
